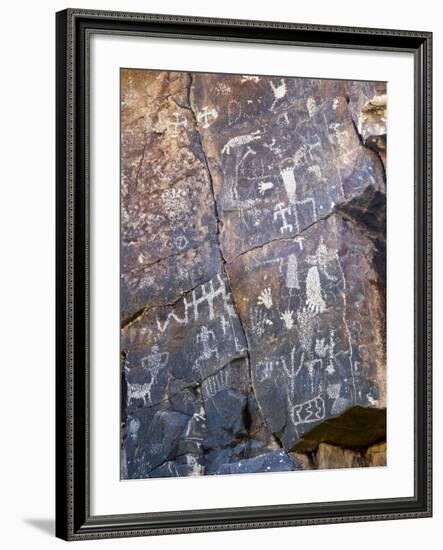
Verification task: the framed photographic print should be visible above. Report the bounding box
[55,9,432,541]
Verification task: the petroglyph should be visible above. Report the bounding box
[280,309,295,330]
[280,166,297,204]
[269,79,287,111]
[257,288,273,309]
[221,131,261,155]
[197,106,218,128]
[286,253,300,290]
[257,180,274,195]
[121,69,386,479]
[274,202,296,234]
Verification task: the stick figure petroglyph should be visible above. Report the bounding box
[127,381,155,407]
[280,167,297,205]
[269,79,287,111]
[273,203,294,234]
[197,106,218,128]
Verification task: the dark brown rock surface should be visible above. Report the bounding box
[120,69,386,479]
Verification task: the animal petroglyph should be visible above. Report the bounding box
[221,131,261,155]
[127,380,155,407]
[257,288,273,309]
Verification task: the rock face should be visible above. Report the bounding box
[120,69,387,479]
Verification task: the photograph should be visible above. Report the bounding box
[120,69,387,480]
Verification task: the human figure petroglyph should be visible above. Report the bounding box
[196,325,219,362]
[169,112,187,137]
[280,166,297,205]
[290,395,326,426]
[273,202,295,235]
[197,106,218,128]
[269,79,287,111]
[141,344,169,373]
[219,315,230,336]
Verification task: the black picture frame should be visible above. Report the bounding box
[55,8,432,541]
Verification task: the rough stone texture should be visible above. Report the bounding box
[120,69,387,479]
